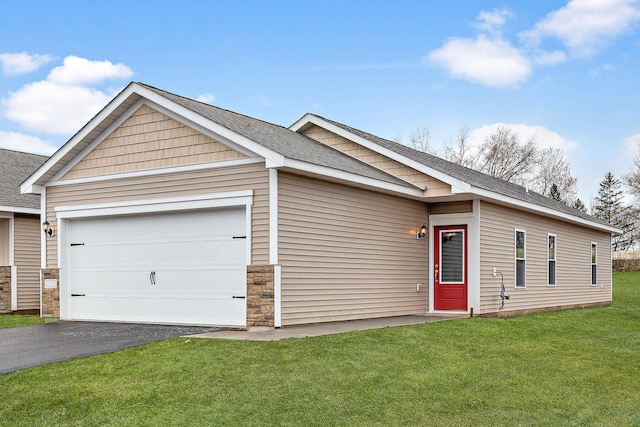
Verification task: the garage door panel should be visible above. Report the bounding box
[66,206,247,326]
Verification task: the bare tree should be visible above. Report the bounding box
[394,126,433,153]
[476,125,540,183]
[623,140,640,201]
[443,125,480,168]
[530,147,578,203]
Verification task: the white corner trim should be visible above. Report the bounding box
[274,264,282,327]
[10,265,17,311]
[290,115,471,193]
[282,158,423,197]
[41,187,47,269]
[46,157,264,188]
[269,169,278,265]
[55,191,253,219]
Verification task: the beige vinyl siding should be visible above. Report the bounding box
[14,214,41,310]
[429,201,473,215]
[45,163,269,268]
[279,172,429,325]
[479,201,612,314]
[301,125,451,196]
[63,105,246,180]
[0,218,8,265]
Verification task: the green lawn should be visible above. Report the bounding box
[0,314,45,329]
[1,272,639,426]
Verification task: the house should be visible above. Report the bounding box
[21,82,619,327]
[0,148,47,313]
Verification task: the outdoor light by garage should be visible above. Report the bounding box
[42,220,54,237]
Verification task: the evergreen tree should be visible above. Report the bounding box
[592,172,636,250]
[572,198,587,213]
[549,183,564,203]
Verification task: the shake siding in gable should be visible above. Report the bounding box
[301,125,452,196]
[14,214,41,309]
[478,201,611,314]
[278,172,429,325]
[62,105,246,180]
[45,163,269,268]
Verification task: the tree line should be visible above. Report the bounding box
[395,126,640,251]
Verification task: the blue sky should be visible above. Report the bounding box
[1,0,639,202]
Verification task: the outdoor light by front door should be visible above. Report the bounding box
[42,220,55,237]
[416,224,427,240]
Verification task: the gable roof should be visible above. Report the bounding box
[291,113,619,234]
[22,82,420,197]
[0,148,46,213]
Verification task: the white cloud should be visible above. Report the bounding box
[623,132,640,158]
[47,55,132,85]
[0,131,57,155]
[520,0,640,58]
[475,8,514,34]
[532,50,567,65]
[468,123,579,151]
[0,52,54,76]
[426,35,531,88]
[196,93,216,103]
[1,55,132,135]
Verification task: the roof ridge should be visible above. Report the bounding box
[0,146,49,159]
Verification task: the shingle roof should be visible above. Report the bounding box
[307,114,612,228]
[138,83,416,190]
[0,148,47,210]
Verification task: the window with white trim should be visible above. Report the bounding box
[591,242,597,285]
[515,229,526,288]
[548,234,556,286]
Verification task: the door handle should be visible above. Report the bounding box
[150,271,156,285]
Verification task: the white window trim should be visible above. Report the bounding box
[515,229,526,289]
[547,233,557,287]
[591,242,598,286]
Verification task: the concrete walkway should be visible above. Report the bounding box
[190,314,462,341]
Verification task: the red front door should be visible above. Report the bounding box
[434,225,468,310]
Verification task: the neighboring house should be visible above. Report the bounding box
[21,82,620,327]
[0,148,47,313]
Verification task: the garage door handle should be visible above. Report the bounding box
[232,296,246,299]
[71,293,86,297]
[150,271,156,285]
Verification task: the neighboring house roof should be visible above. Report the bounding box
[0,148,46,213]
[290,113,619,234]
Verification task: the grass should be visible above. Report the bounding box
[0,314,45,329]
[1,272,639,426]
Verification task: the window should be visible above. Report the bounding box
[591,243,597,285]
[548,234,556,286]
[515,229,526,288]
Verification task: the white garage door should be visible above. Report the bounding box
[66,206,247,326]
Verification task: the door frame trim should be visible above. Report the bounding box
[434,224,468,310]
[429,202,480,314]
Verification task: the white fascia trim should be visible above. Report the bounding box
[20,185,43,195]
[282,158,423,198]
[290,114,471,194]
[269,169,278,265]
[472,187,621,234]
[21,84,145,193]
[46,157,264,188]
[0,206,40,215]
[133,85,286,167]
[55,190,253,219]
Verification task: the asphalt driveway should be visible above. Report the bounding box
[0,321,219,375]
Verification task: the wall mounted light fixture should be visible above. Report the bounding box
[416,224,427,240]
[42,220,55,237]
